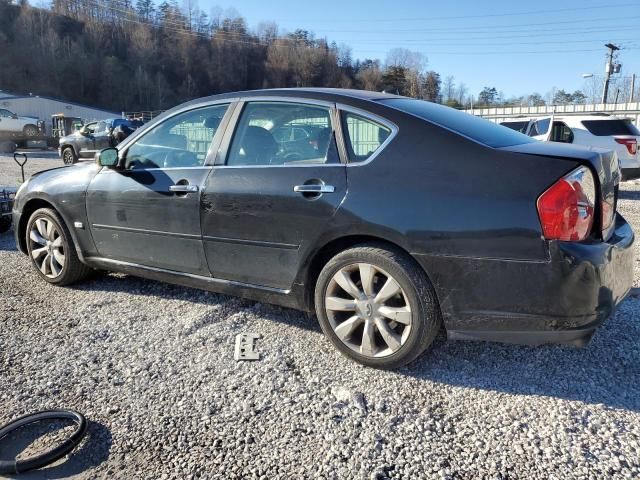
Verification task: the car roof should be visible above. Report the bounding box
[181,88,400,108]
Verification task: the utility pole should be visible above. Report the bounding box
[631,74,636,102]
[602,43,620,104]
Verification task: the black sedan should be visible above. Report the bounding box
[12,88,634,369]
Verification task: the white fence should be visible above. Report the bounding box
[466,102,640,125]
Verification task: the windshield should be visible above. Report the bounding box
[380,98,535,148]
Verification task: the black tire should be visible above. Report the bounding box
[0,215,11,233]
[23,124,38,137]
[314,243,442,369]
[0,141,16,153]
[26,208,91,286]
[62,147,77,165]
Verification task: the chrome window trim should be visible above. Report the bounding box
[336,103,399,167]
[99,166,214,173]
[214,163,346,170]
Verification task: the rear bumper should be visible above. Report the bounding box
[414,214,635,346]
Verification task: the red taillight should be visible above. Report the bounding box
[615,137,638,155]
[537,166,596,241]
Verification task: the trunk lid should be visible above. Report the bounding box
[500,141,620,241]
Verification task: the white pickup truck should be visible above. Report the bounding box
[0,108,39,137]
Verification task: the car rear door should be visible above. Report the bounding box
[86,102,234,275]
[201,98,347,290]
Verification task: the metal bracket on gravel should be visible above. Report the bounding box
[0,409,87,475]
[234,333,261,361]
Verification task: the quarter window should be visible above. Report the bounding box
[341,112,391,163]
[125,104,228,169]
[227,102,339,166]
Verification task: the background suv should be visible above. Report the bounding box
[502,114,640,178]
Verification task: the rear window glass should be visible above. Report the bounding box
[380,98,535,148]
[582,119,640,136]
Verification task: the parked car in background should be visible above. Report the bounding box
[0,108,40,137]
[502,114,640,178]
[13,88,633,369]
[59,118,143,164]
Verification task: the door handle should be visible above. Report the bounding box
[169,184,198,193]
[293,184,335,194]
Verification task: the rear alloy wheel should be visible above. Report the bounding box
[315,244,441,369]
[26,208,90,285]
[62,147,77,165]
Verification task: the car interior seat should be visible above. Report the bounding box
[236,126,278,165]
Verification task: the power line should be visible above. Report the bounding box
[267,3,640,23]
[76,1,637,57]
[314,15,640,34]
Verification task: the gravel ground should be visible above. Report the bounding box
[1,154,640,479]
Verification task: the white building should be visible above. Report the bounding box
[0,91,120,134]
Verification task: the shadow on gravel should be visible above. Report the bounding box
[0,420,112,479]
[73,271,320,333]
[399,298,640,412]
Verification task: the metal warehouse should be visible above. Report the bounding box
[0,90,119,134]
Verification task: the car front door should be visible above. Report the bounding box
[201,99,347,290]
[86,102,233,275]
[77,122,97,157]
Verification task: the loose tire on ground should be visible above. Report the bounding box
[314,243,442,369]
[26,208,91,285]
[62,147,77,165]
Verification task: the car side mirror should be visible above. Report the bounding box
[11,114,18,119]
[98,148,119,168]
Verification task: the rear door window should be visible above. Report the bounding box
[341,112,392,163]
[582,119,640,136]
[227,102,339,166]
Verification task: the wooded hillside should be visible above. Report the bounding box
[0,1,444,111]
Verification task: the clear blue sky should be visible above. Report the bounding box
[199,0,640,99]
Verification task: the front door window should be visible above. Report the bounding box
[125,104,229,169]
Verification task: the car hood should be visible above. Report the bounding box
[27,162,99,184]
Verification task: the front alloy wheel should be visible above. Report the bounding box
[26,208,91,285]
[29,216,65,278]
